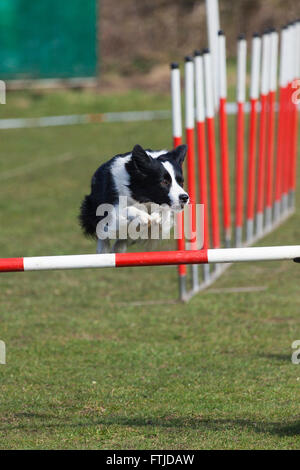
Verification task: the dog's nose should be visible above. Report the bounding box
[179,194,189,204]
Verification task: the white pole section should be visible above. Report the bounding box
[184,57,195,130]
[24,254,116,271]
[207,245,300,264]
[205,0,220,109]
[261,31,271,97]
[250,34,262,100]
[203,50,215,119]
[170,63,182,140]
[194,51,205,123]
[237,35,247,104]
[218,30,227,100]
[269,30,279,93]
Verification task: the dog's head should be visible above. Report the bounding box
[127,144,189,211]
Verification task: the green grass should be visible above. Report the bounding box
[1,90,300,449]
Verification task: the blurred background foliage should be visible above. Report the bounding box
[101,0,299,88]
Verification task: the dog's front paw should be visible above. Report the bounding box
[150,212,161,225]
[136,213,152,227]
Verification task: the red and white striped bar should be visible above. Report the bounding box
[256,31,271,237]
[170,62,187,300]
[184,56,199,290]
[235,35,247,247]
[246,33,261,242]
[203,49,220,251]
[194,50,210,283]
[218,31,232,247]
[1,246,300,273]
[265,29,279,230]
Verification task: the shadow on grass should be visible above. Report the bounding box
[258,353,291,362]
[2,414,300,437]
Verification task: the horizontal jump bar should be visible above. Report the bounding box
[0,246,300,273]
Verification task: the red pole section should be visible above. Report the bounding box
[265,30,279,229]
[170,62,187,300]
[256,31,271,237]
[246,33,261,242]
[235,35,247,247]
[194,50,210,282]
[274,26,288,221]
[203,49,220,249]
[218,31,232,247]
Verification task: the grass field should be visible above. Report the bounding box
[1,89,300,450]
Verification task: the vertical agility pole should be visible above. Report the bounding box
[274,26,287,221]
[256,31,271,237]
[235,35,247,247]
[291,20,300,207]
[246,33,261,242]
[282,23,292,215]
[265,29,279,230]
[205,0,220,110]
[218,30,232,247]
[194,51,210,283]
[170,62,187,301]
[289,21,299,210]
[184,56,199,291]
[285,23,293,212]
[203,49,221,255]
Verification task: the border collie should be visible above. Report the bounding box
[79,144,189,253]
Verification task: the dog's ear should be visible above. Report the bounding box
[171,144,187,167]
[131,144,153,175]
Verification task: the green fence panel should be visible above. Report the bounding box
[0,0,98,80]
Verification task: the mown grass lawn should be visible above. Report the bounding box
[0,89,300,449]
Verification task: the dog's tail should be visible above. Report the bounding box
[79,195,98,238]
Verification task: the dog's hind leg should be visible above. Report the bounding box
[112,239,128,253]
[96,238,111,254]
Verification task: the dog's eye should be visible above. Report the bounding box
[161,178,170,187]
[177,178,184,187]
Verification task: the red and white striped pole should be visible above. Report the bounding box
[286,23,294,211]
[203,49,221,255]
[289,22,299,210]
[235,35,247,247]
[184,56,199,291]
[291,20,300,207]
[246,33,261,242]
[282,24,293,215]
[171,62,187,300]
[265,29,279,230]
[218,30,232,247]
[256,31,271,237]
[1,246,300,273]
[274,26,288,221]
[194,50,210,283]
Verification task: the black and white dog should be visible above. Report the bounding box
[79,144,189,253]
